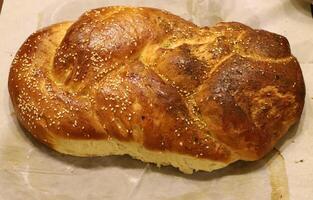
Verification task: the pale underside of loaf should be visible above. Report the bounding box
[9,7,305,173]
[54,136,228,174]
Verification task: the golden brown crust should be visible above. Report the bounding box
[9,7,305,167]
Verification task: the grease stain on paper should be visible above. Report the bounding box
[267,149,290,200]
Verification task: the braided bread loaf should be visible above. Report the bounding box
[9,7,305,173]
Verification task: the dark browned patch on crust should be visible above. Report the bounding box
[153,44,209,93]
[238,30,291,59]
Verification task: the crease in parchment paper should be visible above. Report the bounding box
[126,164,150,199]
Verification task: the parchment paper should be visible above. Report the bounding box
[1,0,312,199]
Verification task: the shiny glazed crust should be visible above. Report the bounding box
[8,7,305,173]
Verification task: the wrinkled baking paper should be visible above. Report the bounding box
[1,0,313,199]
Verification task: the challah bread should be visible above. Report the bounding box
[9,7,305,173]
